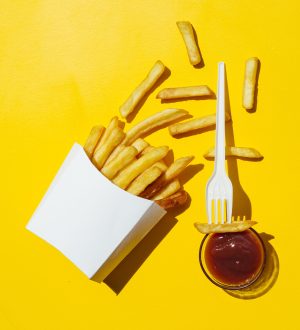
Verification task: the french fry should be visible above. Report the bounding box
[164,156,194,181]
[103,144,125,166]
[152,179,181,200]
[113,146,169,189]
[169,113,230,136]
[119,60,166,118]
[176,21,201,66]
[83,125,105,159]
[139,176,165,199]
[204,146,263,160]
[156,86,213,100]
[127,166,163,196]
[243,57,259,110]
[152,161,168,172]
[139,145,168,171]
[92,127,125,170]
[101,146,138,179]
[155,190,188,209]
[106,109,188,164]
[140,145,154,156]
[194,220,257,234]
[95,117,120,152]
[124,108,189,145]
[131,138,149,154]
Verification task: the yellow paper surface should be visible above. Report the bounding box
[0,0,299,329]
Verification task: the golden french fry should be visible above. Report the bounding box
[169,113,230,136]
[139,176,165,199]
[92,127,125,170]
[194,221,257,234]
[103,144,125,166]
[113,146,169,189]
[152,179,181,200]
[101,146,138,179]
[117,119,125,129]
[95,117,120,152]
[106,136,150,165]
[139,155,192,199]
[140,145,154,156]
[204,146,263,160]
[155,190,188,209]
[164,156,194,181]
[124,108,189,145]
[83,125,105,159]
[156,86,213,100]
[177,21,201,65]
[131,138,149,154]
[119,60,166,118]
[243,57,259,110]
[139,145,168,170]
[152,161,168,172]
[127,166,163,196]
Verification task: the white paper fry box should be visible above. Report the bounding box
[26,143,167,280]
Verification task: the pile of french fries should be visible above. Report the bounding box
[83,20,262,214]
[84,111,194,210]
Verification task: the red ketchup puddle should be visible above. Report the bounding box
[204,230,264,286]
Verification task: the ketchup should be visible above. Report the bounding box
[204,230,264,286]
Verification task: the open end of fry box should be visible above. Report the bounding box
[26,143,167,280]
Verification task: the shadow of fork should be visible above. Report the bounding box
[225,75,252,221]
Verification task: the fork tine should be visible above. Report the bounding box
[207,199,212,224]
[214,199,218,224]
[221,199,225,224]
[227,198,232,223]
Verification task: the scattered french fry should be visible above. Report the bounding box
[101,146,138,179]
[92,127,125,170]
[243,57,259,110]
[152,179,181,200]
[124,108,189,145]
[177,21,201,66]
[83,125,105,159]
[169,113,230,137]
[204,146,263,160]
[131,138,149,154]
[156,86,213,100]
[119,60,166,118]
[127,166,163,196]
[194,220,257,234]
[155,190,188,209]
[113,146,169,189]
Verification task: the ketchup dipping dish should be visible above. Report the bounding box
[199,228,266,290]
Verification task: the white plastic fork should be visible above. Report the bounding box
[206,62,233,224]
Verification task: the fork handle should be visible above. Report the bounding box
[214,62,226,175]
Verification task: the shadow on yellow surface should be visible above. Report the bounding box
[100,213,178,294]
[225,73,252,221]
[92,164,204,294]
[224,233,279,299]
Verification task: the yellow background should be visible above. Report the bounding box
[0,0,299,329]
